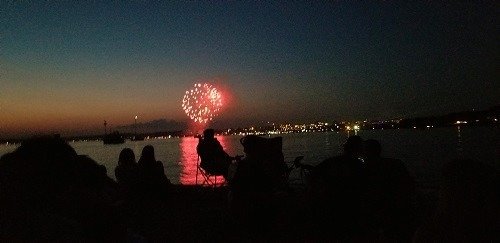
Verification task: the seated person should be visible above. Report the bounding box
[307,135,366,240]
[196,129,233,178]
[228,135,287,231]
[230,135,288,196]
[363,139,415,242]
[137,145,171,197]
[115,148,140,198]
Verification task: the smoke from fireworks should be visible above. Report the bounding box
[181,83,223,123]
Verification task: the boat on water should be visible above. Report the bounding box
[103,131,125,144]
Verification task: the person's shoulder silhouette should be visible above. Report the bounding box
[363,138,416,242]
[313,135,365,182]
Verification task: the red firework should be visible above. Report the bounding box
[181,83,223,123]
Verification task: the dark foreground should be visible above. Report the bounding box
[1,136,498,242]
[0,136,314,242]
[130,185,236,242]
[123,184,312,242]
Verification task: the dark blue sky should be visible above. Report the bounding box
[0,1,498,136]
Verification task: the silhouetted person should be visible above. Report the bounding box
[362,139,416,242]
[229,135,286,237]
[0,136,125,241]
[413,159,500,243]
[308,135,365,240]
[230,135,278,195]
[115,148,140,199]
[138,145,171,198]
[196,129,232,179]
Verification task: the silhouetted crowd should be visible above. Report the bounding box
[306,136,416,241]
[0,134,498,242]
[115,145,171,201]
[0,136,124,241]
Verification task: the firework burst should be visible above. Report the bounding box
[181,83,222,123]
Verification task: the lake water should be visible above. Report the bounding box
[1,127,498,193]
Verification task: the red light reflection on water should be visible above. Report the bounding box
[179,135,228,185]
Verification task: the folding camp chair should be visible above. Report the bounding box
[195,156,224,187]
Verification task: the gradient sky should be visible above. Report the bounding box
[1,1,498,137]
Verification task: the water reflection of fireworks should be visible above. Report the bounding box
[181,83,222,123]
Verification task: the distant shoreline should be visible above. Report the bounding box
[0,123,497,145]
[1,106,498,143]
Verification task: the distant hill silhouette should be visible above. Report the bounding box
[398,105,499,128]
[116,119,187,134]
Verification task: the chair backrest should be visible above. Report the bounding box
[239,136,287,189]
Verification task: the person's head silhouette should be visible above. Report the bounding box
[343,135,363,158]
[139,145,155,163]
[203,129,215,139]
[118,148,136,166]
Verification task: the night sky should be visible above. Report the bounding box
[1,1,498,137]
